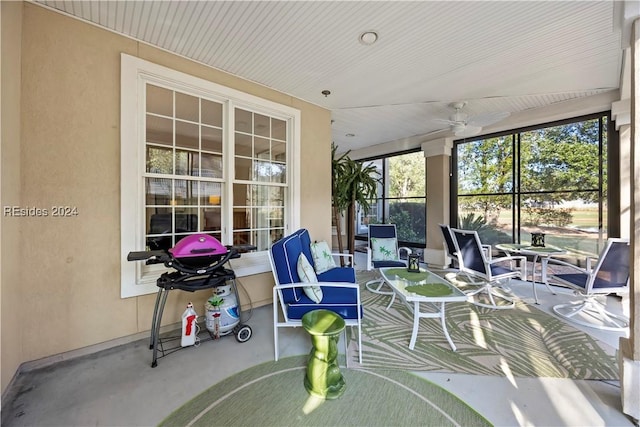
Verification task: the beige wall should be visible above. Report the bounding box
[1,0,24,394]
[1,2,331,393]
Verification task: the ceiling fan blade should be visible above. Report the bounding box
[455,125,482,138]
[466,111,510,127]
[432,118,457,125]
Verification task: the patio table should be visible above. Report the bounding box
[495,243,566,304]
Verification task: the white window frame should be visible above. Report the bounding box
[120,54,300,298]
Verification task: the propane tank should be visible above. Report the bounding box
[205,284,240,335]
[181,302,198,347]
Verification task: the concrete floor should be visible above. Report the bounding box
[1,269,635,427]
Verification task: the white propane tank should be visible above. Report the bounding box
[205,291,240,335]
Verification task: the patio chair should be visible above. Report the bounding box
[545,238,629,331]
[439,224,459,268]
[364,224,412,296]
[269,228,362,363]
[439,223,491,274]
[450,228,526,309]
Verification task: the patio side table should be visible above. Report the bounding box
[301,309,346,400]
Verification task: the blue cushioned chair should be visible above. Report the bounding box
[365,224,412,298]
[269,229,362,363]
[546,238,629,331]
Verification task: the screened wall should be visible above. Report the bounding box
[356,150,427,252]
[452,112,614,260]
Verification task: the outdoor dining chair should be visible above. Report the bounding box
[545,237,629,331]
[450,228,526,309]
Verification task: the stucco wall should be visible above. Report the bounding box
[2,1,331,390]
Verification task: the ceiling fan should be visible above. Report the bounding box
[434,102,510,137]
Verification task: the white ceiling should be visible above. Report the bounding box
[36,1,630,155]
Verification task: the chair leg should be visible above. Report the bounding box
[365,277,394,295]
[385,292,397,310]
[273,302,279,361]
[466,284,516,310]
[553,296,629,331]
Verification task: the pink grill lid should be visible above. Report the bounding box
[168,234,228,258]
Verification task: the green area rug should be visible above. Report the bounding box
[348,271,619,379]
[159,355,492,427]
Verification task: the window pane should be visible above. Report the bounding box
[251,229,273,251]
[255,137,270,159]
[458,194,513,245]
[175,92,199,122]
[235,157,252,180]
[388,152,425,198]
[174,180,198,205]
[254,113,269,137]
[233,207,250,229]
[235,133,252,156]
[146,208,173,250]
[175,149,197,176]
[272,141,286,162]
[200,181,222,206]
[269,186,285,207]
[201,208,221,232]
[145,177,171,205]
[146,85,172,116]
[146,115,172,146]
[520,122,600,193]
[272,118,286,140]
[174,209,199,233]
[201,153,222,178]
[389,200,425,244]
[146,146,173,174]
[235,108,252,133]
[202,99,222,127]
[268,207,284,228]
[270,162,286,184]
[255,160,271,182]
[202,125,222,152]
[176,120,199,150]
[521,190,603,254]
[458,136,513,195]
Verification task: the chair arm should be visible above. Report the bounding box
[331,252,354,267]
[274,281,360,291]
[543,257,590,274]
[273,281,362,307]
[366,247,373,270]
[488,255,526,264]
[488,255,527,277]
[481,244,492,261]
[398,246,412,258]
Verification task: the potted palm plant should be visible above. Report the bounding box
[331,143,380,259]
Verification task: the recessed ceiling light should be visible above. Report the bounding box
[346,133,355,137]
[359,31,378,46]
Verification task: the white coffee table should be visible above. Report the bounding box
[379,267,467,351]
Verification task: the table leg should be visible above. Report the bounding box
[409,301,420,350]
[408,301,457,351]
[440,302,457,351]
[531,254,540,304]
[540,257,557,296]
